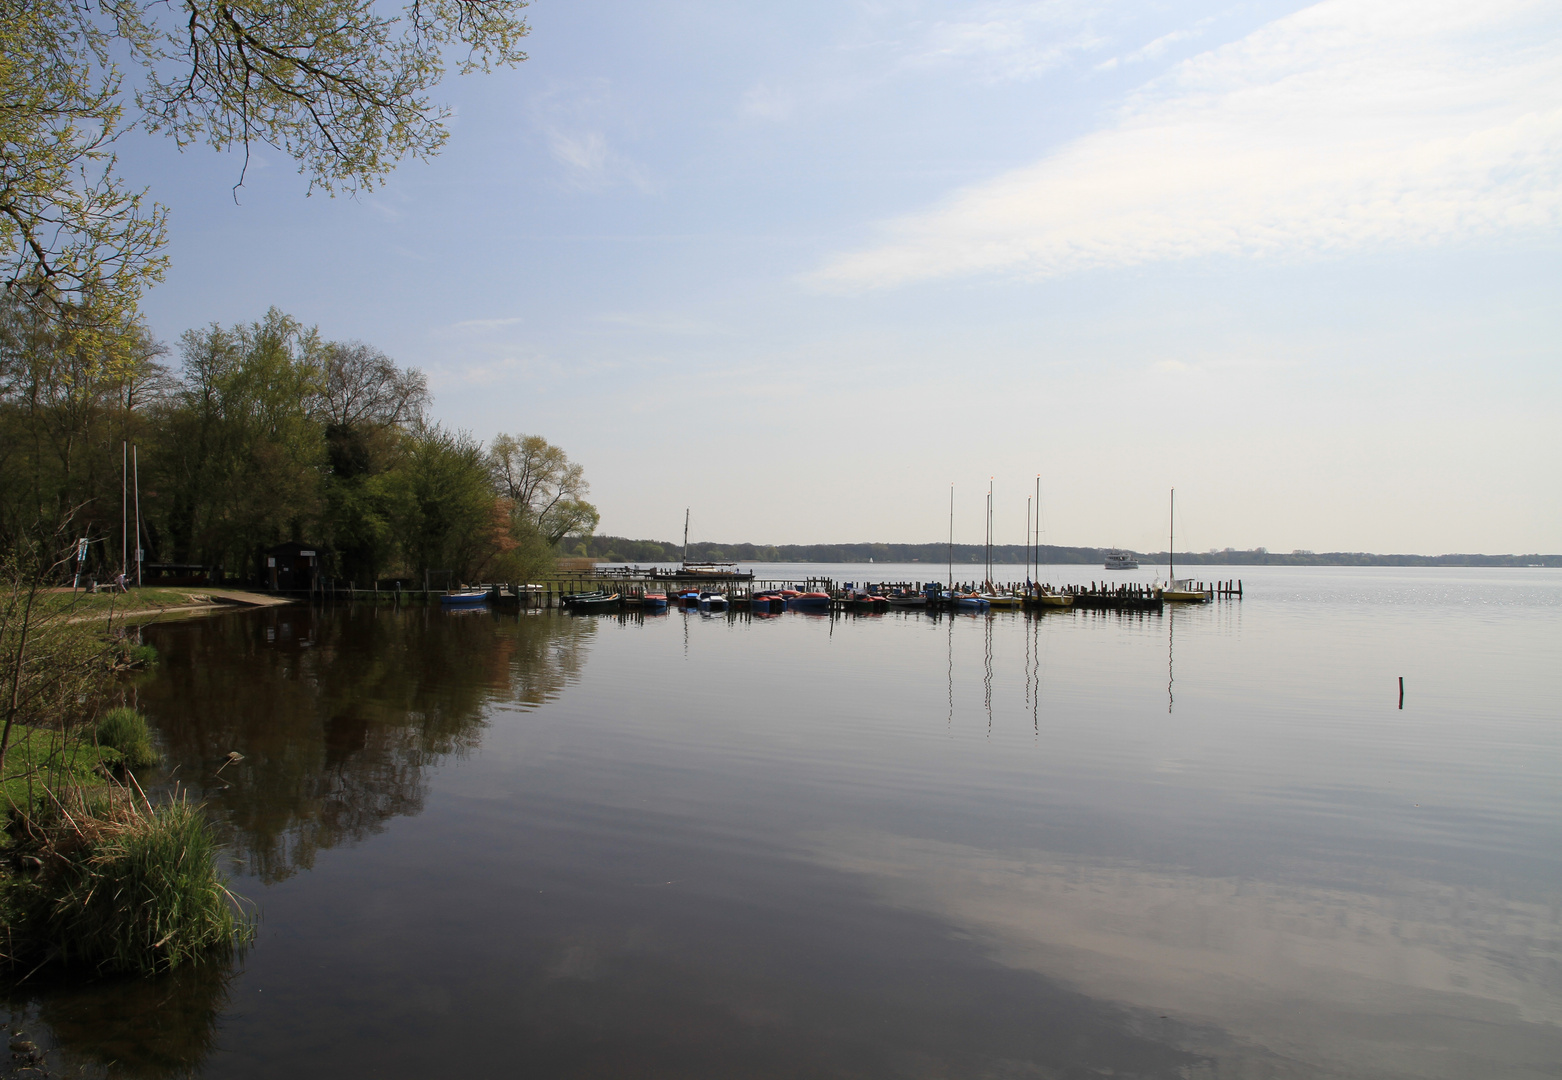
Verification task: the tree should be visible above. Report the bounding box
[393,425,504,583]
[488,434,599,547]
[156,308,326,571]
[1,0,530,332]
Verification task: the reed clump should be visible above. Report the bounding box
[95,706,158,769]
[4,790,254,976]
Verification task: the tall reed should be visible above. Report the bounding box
[12,790,254,976]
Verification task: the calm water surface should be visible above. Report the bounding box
[8,566,1561,1078]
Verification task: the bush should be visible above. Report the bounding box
[96,707,158,769]
[13,795,253,976]
[125,642,159,668]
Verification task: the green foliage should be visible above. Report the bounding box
[2,0,529,334]
[96,706,156,769]
[489,433,599,546]
[0,723,120,813]
[125,641,158,667]
[12,795,253,976]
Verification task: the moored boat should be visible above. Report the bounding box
[440,588,490,607]
[699,591,729,611]
[1034,591,1075,608]
[642,591,668,610]
[1161,578,1209,603]
[787,591,831,612]
[983,593,1023,609]
[1104,551,1139,571]
[562,590,622,613]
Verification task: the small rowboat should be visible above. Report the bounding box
[440,589,490,607]
[642,591,669,610]
[562,590,622,613]
[885,593,925,609]
[787,592,831,612]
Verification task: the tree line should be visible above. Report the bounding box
[0,306,596,585]
[577,536,1560,568]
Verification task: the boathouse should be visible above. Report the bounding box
[264,542,326,592]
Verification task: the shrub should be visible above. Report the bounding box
[96,707,158,769]
[15,795,253,976]
[125,642,159,668]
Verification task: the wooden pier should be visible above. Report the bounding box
[264,574,1242,614]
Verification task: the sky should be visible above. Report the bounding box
[121,0,1562,555]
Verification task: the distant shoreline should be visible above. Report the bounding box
[574,537,1562,569]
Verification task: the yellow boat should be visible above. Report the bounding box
[1161,578,1209,603]
[1161,490,1208,603]
[1034,592,1074,608]
[983,594,1024,609]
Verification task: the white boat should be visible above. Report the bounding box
[1104,551,1138,570]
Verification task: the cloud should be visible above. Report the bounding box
[814,0,1562,290]
[531,81,650,191]
[1095,18,1213,71]
[444,317,525,334]
[899,0,1115,83]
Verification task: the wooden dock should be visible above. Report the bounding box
[262,574,1242,614]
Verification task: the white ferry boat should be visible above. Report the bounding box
[1104,551,1139,570]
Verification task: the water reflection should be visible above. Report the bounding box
[6,962,236,1079]
[136,607,593,882]
[6,571,1557,1079]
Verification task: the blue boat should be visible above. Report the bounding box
[787,591,831,613]
[699,592,729,611]
[440,589,490,607]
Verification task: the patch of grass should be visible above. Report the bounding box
[37,587,222,621]
[120,641,159,668]
[96,707,158,769]
[6,792,254,976]
[0,725,119,813]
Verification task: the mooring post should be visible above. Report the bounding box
[1399,676,1404,709]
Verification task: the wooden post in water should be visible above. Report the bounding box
[1399,677,1404,709]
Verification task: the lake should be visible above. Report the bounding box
[8,565,1560,1078]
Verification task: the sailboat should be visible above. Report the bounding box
[1161,489,1209,603]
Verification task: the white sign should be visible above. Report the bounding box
[75,538,88,562]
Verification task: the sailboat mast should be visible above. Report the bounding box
[133,445,143,588]
[1034,474,1041,583]
[121,441,127,579]
[948,485,953,591]
[1169,487,1175,582]
[1026,497,1032,584]
[683,508,690,568]
[986,478,993,587]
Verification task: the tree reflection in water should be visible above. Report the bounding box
[1,607,593,1080]
[5,960,237,1079]
[135,606,594,882]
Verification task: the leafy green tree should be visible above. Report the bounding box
[155,308,326,572]
[2,0,530,333]
[488,433,599,547]
[392,425,503,584]
[318,341,428,583]
[0,302,168,564]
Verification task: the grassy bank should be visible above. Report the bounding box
[0,724,122,811]
[38,587,239,622]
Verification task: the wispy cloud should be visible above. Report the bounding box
[531,81,650,191]
[901,0,1115,82]
[443,316,525,334]
[814,0,1562,290]
[1095,17,1214,71]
